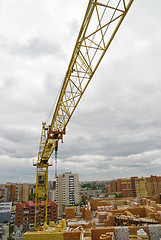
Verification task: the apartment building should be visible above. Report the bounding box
[15,184,29,202]
[117,178,133,197]
[107,177,147,198]
[29,184,36,196]
[145,175,161,196]
[0,202,12,224]
[56,172,79,216]
[48,180,56,202]
[107,181,118,193]
[2,183,29,203]
[2,184,16,202]
[15,200,58,231]
[132,177,147,198]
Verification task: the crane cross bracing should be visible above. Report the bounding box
[34,0,134,229]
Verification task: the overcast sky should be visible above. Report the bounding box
[0,0,161,183]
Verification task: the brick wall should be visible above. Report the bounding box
[91,226,152,240]
[104,213,115,226]
[81,207,85,218]
[87,199,111,210]
[66,207,75,219]
[128,207,145,218]
[91,227,114,240]
[64,231,81,240]
[85,207,91,220]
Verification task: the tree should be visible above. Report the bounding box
[7,237,14,240]
[102,187,107,193]
[29,193,36,201]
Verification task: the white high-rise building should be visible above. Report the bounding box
[56,172,79,216]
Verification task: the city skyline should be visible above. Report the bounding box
[1,173,161,186]
[0,0,161,183]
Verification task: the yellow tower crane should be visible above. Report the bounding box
[34,0,134,229]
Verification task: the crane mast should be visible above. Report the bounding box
[34,0,134,229]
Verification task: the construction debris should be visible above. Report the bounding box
[114,226,129,240]
[148,224,161,240]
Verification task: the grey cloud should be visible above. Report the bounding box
[10,37,63,58]
[0,0,161,182]
[68,18,80,36]
[0,127,38,158]
[0,157,35,183]
[1,77,18,89]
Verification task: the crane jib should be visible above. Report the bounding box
[34,0,134,229]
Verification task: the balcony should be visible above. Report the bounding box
[23,211,29,215]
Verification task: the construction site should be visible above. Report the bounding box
[24,0,161,239]
[23,197,161,239]
[0,0,161,239]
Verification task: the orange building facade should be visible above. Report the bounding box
[145,176,161,196]
[2,183,29,202]
[107,176,151,198]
